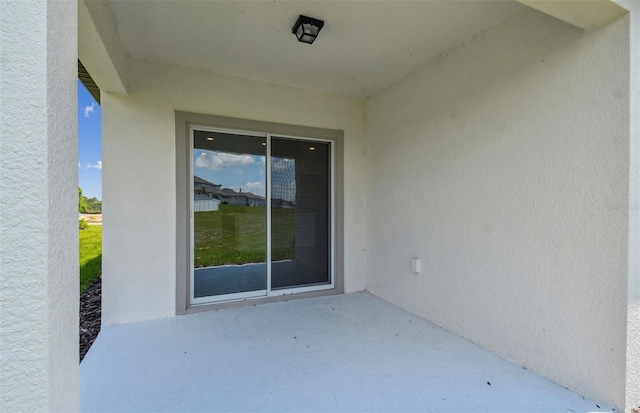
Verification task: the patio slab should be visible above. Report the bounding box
[80,292,613,412]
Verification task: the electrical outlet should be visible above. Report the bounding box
[411,258,421,274]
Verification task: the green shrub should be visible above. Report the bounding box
[79,218,88,230]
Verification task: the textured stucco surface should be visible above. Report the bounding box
[78,0,128,95]
[619,1,640,410]
[102,59,366,325]
[629,301,640,411]
[517,0,627,30]
[0,1,79,411]
[365,8,629,409]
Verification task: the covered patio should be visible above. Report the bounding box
[2,0,640,411]
[81,293,611,412]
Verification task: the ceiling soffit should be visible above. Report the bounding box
[107,1,526,99]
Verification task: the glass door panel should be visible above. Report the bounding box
[192,130,267,300]
[270,138,331,289]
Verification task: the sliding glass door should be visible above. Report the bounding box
[270,138,331,291]
[190,127,332,305]
[191,130,268,303]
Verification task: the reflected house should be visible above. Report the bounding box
[246,192,266,207]
[193,177,266,209]
[216,188,266,207]
[271,198,295,209]
[194,175,221,198]
[194,175,221,211]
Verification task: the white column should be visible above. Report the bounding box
[0,1,79,411]
[621,1,640,410]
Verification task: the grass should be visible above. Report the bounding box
[194,205,294,267]
[78,205,291,289]
[80,225,102,293]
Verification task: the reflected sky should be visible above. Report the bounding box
[194,149,266,196]
[193,149,297,202]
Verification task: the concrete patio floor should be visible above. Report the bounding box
[80,292,613,412]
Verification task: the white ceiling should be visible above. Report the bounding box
[109,1,524,99]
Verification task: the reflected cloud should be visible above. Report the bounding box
[271,157,296,202]
[245,181,265,196]
[195,151,255,170]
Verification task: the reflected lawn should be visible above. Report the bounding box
[194,205,294,267]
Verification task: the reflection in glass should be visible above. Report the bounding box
[192,131,267,298]
[271,138,331,289]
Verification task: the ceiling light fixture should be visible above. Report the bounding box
[292,15,324,44]
[207,137,214,141]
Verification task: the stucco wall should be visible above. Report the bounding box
[102,59,366,325]
[0,1,79,411]
[619,1,640,410]
[365,8,629,409]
